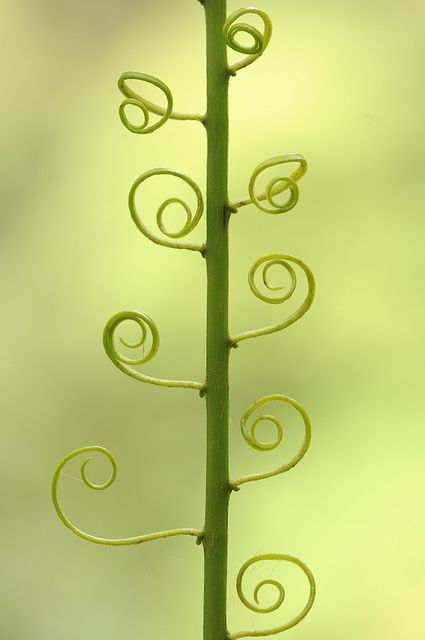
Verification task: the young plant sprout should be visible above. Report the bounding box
[52,2,316,639]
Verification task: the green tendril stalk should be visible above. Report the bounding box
[52,3,316,639]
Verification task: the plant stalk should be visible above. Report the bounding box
[203,2,230,640]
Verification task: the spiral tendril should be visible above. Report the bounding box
[103,310,205,393]
[118,72,205,134]
[224,8,273,74]
[128,168,206,253]
[231,254,315,345]
[52,446,203,546]
[232,395,311,488]
[228,554,316,638]
[232,155,308,213]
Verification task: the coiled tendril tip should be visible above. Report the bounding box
[104,310,204,392]
[129,168,205,253]
[231,154,308,214]
[232,394,311,488]
[118,72,205,135]
[229,554,316,639]
[52,446,202,546]
[231,253,315,345]
[224,8,273,74]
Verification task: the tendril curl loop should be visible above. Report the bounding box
[52,446,203,546]
[232,395,311,488]
[128,168,205,253]
[228,554,316,639]
[224,8,273,74]
[103,310,205,393]
[118,72,204,134]
[232,155,308,214]
[231,254,315,345]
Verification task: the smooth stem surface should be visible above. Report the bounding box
[203,2,230,640]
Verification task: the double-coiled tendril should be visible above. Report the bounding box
[224,8,273,74]
[103,310,205,394]
[228,554,316,639]
[118,72,205,134]
[128,168,206,254]
[231,395,311,489]
[232,155,308,214]
[231,254,316,346]
[51,446,203,546]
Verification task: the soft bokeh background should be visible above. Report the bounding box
[1,0,424,638]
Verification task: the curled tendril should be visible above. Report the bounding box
[118,72,205,134]
[103,310,205,394]
[52,446,203,546]
[232,395,311,488]
[228,554,316,639]
[231,254,315,346]
[232,155,308,214]
[224,8,273,74]
[128,168,205,253]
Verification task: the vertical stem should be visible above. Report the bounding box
[203,2,230,640]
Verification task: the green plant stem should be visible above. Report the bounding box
[203,2,230,640]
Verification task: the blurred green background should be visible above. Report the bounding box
[1,0,424,638]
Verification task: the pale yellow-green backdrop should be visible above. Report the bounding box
[1,0,424,638]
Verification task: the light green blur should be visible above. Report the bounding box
[1,1,424,639]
